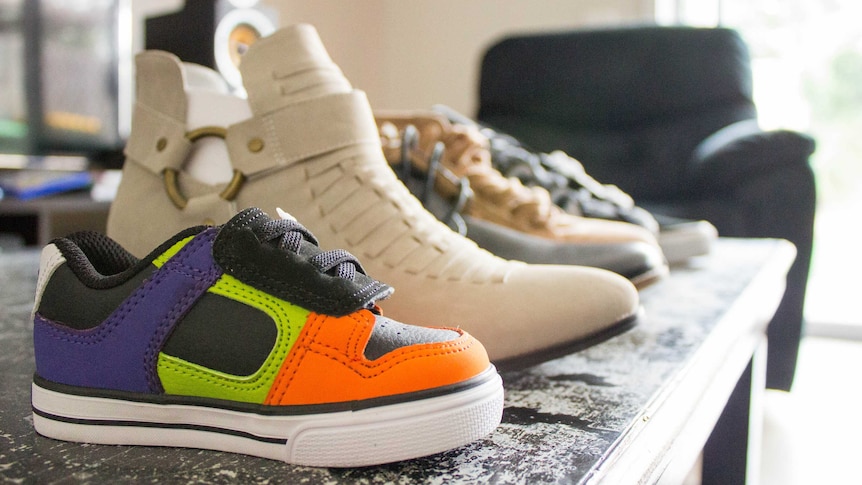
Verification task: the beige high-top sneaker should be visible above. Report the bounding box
[107,24,640,367]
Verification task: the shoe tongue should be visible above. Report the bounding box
[217,207,319,257]
[239,24,352,116]
[213,207,394,317]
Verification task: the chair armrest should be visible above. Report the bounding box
[690,120,816,193]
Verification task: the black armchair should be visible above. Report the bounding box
[477,25,816,391]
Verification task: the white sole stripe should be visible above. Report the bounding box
[31,373,504,467]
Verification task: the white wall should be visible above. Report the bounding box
[263,0,655,116]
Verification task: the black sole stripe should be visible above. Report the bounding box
[33,366,499,415]
[32,407,288,445]
[494,313,641,372]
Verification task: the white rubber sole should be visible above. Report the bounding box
[659,220,718,264]
[32,373,504,467]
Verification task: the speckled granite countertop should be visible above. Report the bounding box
[0,238,795,484]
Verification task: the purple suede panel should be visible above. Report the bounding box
[33,229,222,394]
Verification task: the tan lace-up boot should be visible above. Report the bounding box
[376,114,668,288]
[107,24,640,367]
[375,111,660,247]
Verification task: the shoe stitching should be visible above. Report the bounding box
[257,92,380,169]
[310,326,474,370]
[305,335,476,380]
[295,145,504,281]
[261,112,287,168]
[265,311,324,405]
[145,281,207,393]
[314,159,448,270]
[270,60,341,80]
[216,221,382,312]
[45,230,206,344]
[35,263,164,346]
[266,311,476,404]
[156,273,312,400]
[32,231,220,395]
[144,230,221,393]
[347,310,372,360]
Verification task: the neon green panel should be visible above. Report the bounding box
[152,235,196,268]
[157,274,311,404]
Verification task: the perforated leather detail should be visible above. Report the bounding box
[299,156,502,280]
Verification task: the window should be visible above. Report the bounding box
[660,0,862,336]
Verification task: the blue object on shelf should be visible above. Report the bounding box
[0,170,93,200]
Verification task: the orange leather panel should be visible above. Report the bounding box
[265,309,490,405]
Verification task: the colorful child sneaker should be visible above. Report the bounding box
[31,207,504,467]
[433,105,718,264]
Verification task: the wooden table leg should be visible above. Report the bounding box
[702,340,767,484]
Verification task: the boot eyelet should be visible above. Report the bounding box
[248,137,265,153]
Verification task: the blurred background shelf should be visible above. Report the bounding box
[0,191,111,248]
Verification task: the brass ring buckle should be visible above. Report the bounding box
[163,126,246,209]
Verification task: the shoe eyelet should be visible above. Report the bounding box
[156,137,168,152]
[248,137,265,153]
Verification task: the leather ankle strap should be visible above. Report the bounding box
[126,90,379,180]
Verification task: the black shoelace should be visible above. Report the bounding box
[431,104,637,219]
[397,124,471,235]
[487,134,633,217]
[256,218,364,280]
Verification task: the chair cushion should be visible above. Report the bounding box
[690,120,817,193]
[478,26,756,128]
[477,25,761,200]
